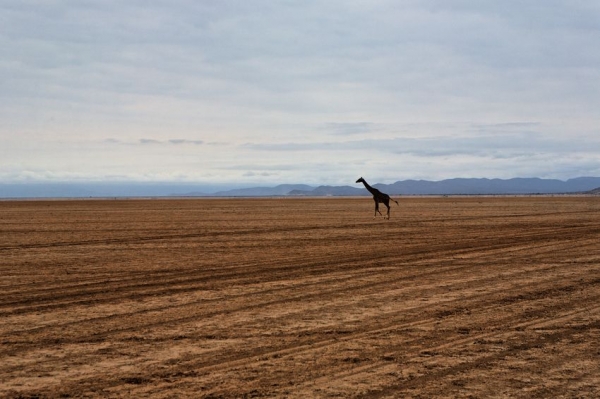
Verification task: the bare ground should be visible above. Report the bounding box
[1,197,599,398]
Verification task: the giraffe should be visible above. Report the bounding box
[356,177,399,219]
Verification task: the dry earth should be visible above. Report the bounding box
[1,197,599,398]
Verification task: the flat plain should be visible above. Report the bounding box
[1,197,599,398]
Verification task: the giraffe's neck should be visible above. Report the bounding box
[361,180,377,195]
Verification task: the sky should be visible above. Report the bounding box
[2,0,600,187]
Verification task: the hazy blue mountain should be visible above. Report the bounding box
[289,185,365,196]
[210,184,315,197]
[0,182,221,198]
[378,177,600,195]
[0,183,97,198]
[291,177,600,196]
[3,178,600,198]
[588,187,600,195]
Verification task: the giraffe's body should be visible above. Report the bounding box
[356,177,399,219]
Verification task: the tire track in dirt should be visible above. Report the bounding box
[1,230,596,352]
[1,233,591,348]
[156,231,599,397]
[245,274,599,397]
[296,306,600,398]
[15,272,598,398]
[2,222,594,314]
[359,319,600,399]
[2,262,592,396]
[0,221,376,252]
[2,198,600,398]
[128,275,600,383]
[7,244,596,390]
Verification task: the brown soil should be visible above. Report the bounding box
[1,197,599,398]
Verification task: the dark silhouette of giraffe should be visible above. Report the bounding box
[356,177,399,219]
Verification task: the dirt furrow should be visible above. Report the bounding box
[2,197,599,398]
[3,221,594,314]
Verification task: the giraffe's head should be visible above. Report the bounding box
[356,177,364,184]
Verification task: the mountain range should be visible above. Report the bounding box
[208,177,600,197]
[2,178,600,198]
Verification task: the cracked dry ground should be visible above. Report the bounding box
[1,197,599,398]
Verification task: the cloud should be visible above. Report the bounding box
[469,122,541,132]
[244,130,600,159]
[168,139,204,145]
[223,164,298,171]
[102,138,205,146]
[322,122,377,136]
[140,139,161,145]
[243,171,275,177]
[2,1,600,184]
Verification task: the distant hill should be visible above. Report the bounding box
[0,182,215,198]
[588,187,600,195]
[3,178,600,198]
[210,184,314,197]
[213,177,600,197]
[377,177,600,195]
[289,185,365,196]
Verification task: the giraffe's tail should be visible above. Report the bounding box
[392,198,399,206]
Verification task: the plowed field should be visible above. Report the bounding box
[1,197,599,398]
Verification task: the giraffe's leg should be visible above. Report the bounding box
[374,202,381,218]
[382,199,391,219]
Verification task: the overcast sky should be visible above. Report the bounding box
[2,1,600,186]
